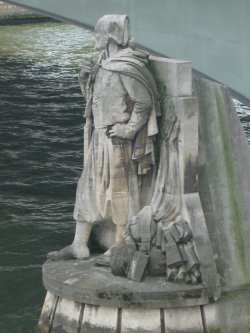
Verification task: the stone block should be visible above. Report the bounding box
[51,298,82,333]
[81,304,118,333]
[150,56,192,97]
[164,306,204,332]
[121,308,161,333]
[127,251,149,282]
[193,76,250,289]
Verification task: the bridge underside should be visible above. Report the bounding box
[3,0,250,105]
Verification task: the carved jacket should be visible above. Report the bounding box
[79,48,160,174]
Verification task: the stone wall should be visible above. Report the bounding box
[0,2,53,23]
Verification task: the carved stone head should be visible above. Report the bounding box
[95,14,131,49]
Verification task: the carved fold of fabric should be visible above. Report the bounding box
[101,50,161,177]
[74,129,154,225]
[150,115,182,222]
[132,125,156,175]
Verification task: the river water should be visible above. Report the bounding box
[0,22,95,333]
[0,22,249,333]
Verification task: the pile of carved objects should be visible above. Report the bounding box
[110,206,202,284]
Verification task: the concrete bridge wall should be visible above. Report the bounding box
[0,2,50,22]
[2,0,250,104]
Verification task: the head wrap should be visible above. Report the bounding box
[95,14,130,47]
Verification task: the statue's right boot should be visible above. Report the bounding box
[47,221,92,260]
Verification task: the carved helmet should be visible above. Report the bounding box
[95,14,131,47]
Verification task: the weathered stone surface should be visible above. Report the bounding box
[121,308,161,333]
[174,96,199,194]
[127,251,149,282]
[185,193,220,299]
[51,298,82,333]
[164,306,204,333]
[81,304,117,333]
[37,291,59,333]
[150,56,192,97]
[37,289,250,333]
[194,76,250,289]
[202,287,250,333]
[43,259,211,308]
[155,95,199,196]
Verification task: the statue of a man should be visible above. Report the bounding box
[48,14,159,261]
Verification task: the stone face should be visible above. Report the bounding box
[121,308,161,333]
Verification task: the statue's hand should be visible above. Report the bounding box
[107,123,137,140]
[79,56,94,79]
[107,124,125,138]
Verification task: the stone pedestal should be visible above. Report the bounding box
[37,260,250,333]
[38,54,250,332]
[37,259,206,333]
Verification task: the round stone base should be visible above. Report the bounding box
[38,259,250,333]
[42,258,211,309]
[37,291,205,333]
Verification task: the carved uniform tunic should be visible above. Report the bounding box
[74,64,153,226]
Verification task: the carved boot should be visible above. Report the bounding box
[47,221,92,260]
[95,225,126,266]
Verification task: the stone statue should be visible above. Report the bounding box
[39,13,250,333]
[48,14,202,284]
[48,14,160,263]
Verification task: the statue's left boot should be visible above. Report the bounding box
[95,225,125,266]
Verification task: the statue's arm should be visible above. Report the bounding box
[78,69,88,98]
[109,75,152,139]
[78,57,94,98]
